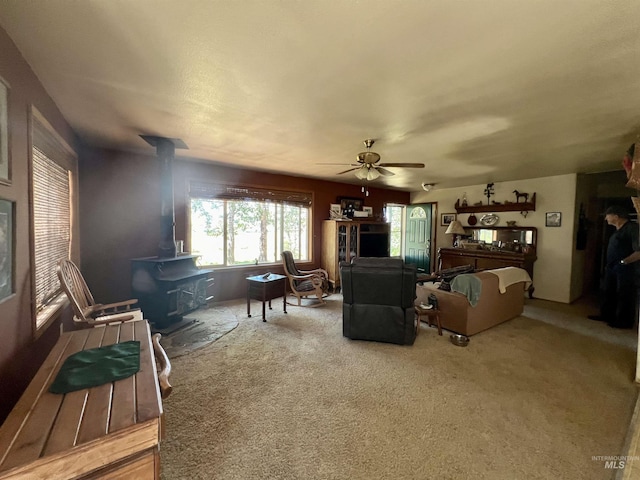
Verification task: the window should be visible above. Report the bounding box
[385,204,405,257]
[189,182,311,266]
[31,110,75,331]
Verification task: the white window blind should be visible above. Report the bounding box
[32,117,72,313]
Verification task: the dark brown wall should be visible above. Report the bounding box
[0,27,77,423]
[0,23,408,425]
[79,148,410,304]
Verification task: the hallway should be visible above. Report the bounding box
[524,296,637,351]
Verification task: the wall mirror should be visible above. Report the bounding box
[465,226,537,252]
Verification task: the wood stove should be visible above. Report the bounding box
[133,135,214,330]
[131,255,213,329]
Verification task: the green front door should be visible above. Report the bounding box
[405,204,433,273]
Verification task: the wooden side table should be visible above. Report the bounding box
[246,273,287,322]
[414,305,442,336]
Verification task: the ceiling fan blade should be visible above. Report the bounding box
[376,167,395,176]
[378,163,425,168]
[317,163,358,166]
[337,167,360,175]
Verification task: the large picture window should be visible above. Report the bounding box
[31,109,75,331]
[189,182,311,266]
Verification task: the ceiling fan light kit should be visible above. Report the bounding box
[355,165,381,181]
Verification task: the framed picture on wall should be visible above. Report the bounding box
[441,213,456,226]
[0,198,13,302]
[329,203,342,219]
[338,197,364,212]
[0,78,9,185]
[545,212,562,227]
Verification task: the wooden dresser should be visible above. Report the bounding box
[439,226,537,280]
[438,247,536,276]
[0,320,165,479]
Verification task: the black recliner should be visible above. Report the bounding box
[340,257,417,345]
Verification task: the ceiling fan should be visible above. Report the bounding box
[322,139,425,180]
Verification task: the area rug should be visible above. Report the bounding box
[160,296,638,479]
[159,307,238,358]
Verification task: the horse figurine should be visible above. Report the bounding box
[513,190,529,203]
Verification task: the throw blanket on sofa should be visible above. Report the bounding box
[486,267,532,293]
[450,274,483,307]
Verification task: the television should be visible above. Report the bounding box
[359,233,389,257]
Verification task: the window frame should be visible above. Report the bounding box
[187,181,313,268]
[29,107,78,337]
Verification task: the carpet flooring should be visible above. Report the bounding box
[159,296,638,480]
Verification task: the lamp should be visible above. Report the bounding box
[445,220,466,247]
[421,182,436,192]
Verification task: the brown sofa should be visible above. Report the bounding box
[415,269,529,336]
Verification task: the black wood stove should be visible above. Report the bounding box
[131,255,213,329]
[133,135,214,331]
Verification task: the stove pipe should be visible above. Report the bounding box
[140,135,189,258]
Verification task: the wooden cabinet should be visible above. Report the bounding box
[0,321,165,479]
[322,220,390,290]
[440,226,537,275]
[438,247,536,276]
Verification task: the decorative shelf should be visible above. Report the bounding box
[455,193,536,214]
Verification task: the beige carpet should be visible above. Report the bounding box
[160,296,637,480]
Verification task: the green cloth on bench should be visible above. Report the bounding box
[49,340,140,394]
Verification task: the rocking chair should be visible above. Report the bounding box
[281,251,329,306]
[57,259,142,326]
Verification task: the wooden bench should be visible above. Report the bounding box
[0,320,170,479]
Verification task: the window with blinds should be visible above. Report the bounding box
[31,111,74,329]
[189,181,312,266]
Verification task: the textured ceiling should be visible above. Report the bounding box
[1,0,639,192]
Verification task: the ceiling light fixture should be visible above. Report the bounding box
[355,165,381,181]
[422,182,436,192]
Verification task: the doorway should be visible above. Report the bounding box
[405,203,436,273]
[583,196,637,300]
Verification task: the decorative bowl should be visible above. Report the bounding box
[450,333,470,347]
[479,214,499,226]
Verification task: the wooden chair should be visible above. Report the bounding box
[281,251,329,306]
[57,259,141,326]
